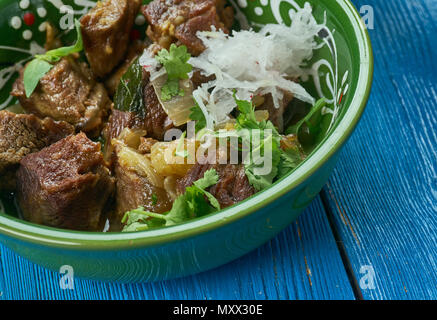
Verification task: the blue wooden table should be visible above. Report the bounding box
[0,0,436,300]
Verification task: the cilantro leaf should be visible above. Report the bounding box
[233,94,283,191]
[163,196,192,226]
[155,44,192,80]
[244,132,282,191]
[183,186,215,218]
[122,169,220,232]
[193,168,220,190]
[277,146,305,178]
[189,103,207,131]
[121,208,164,232]
[23,19,83,98]
[193,168,221,209]
[155,44,192,101]
[161,78,185,101]
[201,190,221,210]
[234,93,259,130]
[286,98,327,137]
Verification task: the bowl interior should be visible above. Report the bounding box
[0,0,372,244]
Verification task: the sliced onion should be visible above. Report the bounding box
[115,143,164,188]
[117,128,147,149]
[151,74,195,126]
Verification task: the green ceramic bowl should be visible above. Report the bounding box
[0,0,372,282]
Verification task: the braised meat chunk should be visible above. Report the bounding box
[103,109,145,162]
[16,133,115,231]
[0,110,74,190]
[104,109,140,145]
[177,163,255,208]
[143,0,234,55]
[142,80,175,140]
[80,0,142,78]
[11,57,112,137]
[104,80,174,146]
[114,143,172,221]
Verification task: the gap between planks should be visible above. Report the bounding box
[320,188,365,300]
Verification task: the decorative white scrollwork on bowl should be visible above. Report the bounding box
[230,0,350,132]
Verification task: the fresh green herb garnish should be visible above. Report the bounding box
[23,19,83,98]
[161,78,185,101]
[114,58,146,118]
[233,93,309,190]
[244,132,282,191]
[192,168,221,210]
[277,143,305,179]
[233,94,282,191]
[235,96,259,130]
[155,44,192,101]
[286,98,327,138]
[189,103,207,131]
[121,208,157,232]
[122,169,220,232]
[155,44,192,80]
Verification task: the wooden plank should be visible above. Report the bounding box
[0,250,5,300]
[0,196,355,300]
[321,0,437,300]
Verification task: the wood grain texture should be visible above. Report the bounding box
[0,251,5,300]
[321,0,437,300]
[0,197,354,300]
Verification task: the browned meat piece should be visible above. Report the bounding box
[103,109,137,163]
[105,40,147,96]
[103,109,142,163]
[104,79,174,145]
[11,57,112,137]
[114,148,172,220]
[138,137,158,154]
[143,0,234,56]
[16,133,115,231]
[175,6,226,56]
[191,69,215,89]
[216,0,234,29]
[142,80,175,140]
[104,109,139,144]
[80,0,142,78]
[258,91,294,132]
[177,163,255,208]
[0,110,74,190]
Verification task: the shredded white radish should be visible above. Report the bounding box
[189,2,325,129]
